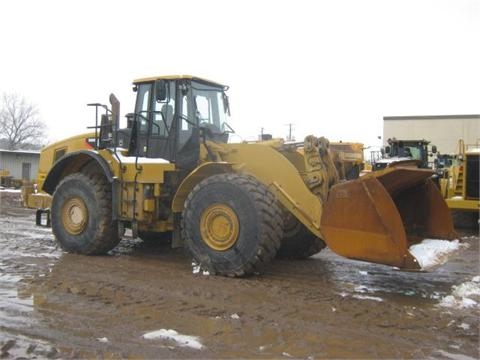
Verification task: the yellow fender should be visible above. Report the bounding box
[172,162,234,213]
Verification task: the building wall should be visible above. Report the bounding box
[383,115,480,154]
[0,150,40,181]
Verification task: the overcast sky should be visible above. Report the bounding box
[1,0,478,149]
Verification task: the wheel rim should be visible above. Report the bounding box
[61,196,88,235]
[200,203,239,251]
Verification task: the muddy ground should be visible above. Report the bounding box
[0,190,479,359]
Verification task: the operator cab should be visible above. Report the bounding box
[127,75,232,169]
[374,139,437,171]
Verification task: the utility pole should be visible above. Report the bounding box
[285,123,295,142]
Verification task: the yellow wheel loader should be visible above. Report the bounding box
[35,75,457,276]
[439,139,480,227]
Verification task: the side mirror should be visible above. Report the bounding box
[222,93,231,116]
[431,145,437,154]
[155,80,168,102]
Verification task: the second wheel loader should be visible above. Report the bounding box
[34,75,457,276]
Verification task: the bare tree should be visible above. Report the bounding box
[0,93,46,150]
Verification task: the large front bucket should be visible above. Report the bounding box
[320,166,457,270]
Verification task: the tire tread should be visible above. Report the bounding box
[182,173,283,277]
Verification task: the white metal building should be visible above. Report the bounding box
[383,115,480,154]
[0,149,40,181]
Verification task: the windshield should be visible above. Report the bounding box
[191,81,231,134]
[407,146,422,160]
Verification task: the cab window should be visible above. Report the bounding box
[135,84,151,134]
[152,81,175,137]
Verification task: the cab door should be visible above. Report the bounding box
[131,79,200,169]
[131,82,151,157]
[132,81,176,160]
[146,81,176,160]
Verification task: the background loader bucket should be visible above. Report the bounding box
[320,167,457,270]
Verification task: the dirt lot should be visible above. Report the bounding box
[1,190,479,359]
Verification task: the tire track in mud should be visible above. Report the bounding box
[1,195,479,359]
[23,246,478,359]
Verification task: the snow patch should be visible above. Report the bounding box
[114,152,170,164]
[439,296,477,309]
[0,274,22,283]
[97,337,109,343]
[354,284,379,294]
[0,188,21,193]
[352,294,383,302]
[26,252,60,259]
[438,276,480,309]
[452,280,480,298]
[436,349,478,360]
[142,329,204,350]
[354,285,369,293]
[192,262,210,276]
[409,239,466,270]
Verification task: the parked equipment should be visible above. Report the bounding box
[372,139,437,171]
[33,75,457,276]
[439,139,479,227]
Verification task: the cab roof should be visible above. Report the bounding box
[133,75,228,89]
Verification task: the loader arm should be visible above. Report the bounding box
[211,142,325,239]
[222,143,457,270]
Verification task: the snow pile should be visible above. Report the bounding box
[409,239,466,270]
[438,276,480,310]
[142,329,204,350]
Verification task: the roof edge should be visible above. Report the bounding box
[384,114,480,121]
[0,149,41,154]
[133,75,227,89]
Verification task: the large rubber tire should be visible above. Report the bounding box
[277,212,326,259]
[51,173,120,255]
[182,173,283,277]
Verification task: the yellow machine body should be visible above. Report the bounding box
[440,141,479,213]
[30,75,458,275]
